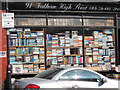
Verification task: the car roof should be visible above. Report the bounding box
[56,66,90,71]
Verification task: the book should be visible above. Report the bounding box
[34,64,39,73]
[28,64,34,73]
[24,31,31,37]
[107,35,113,41]
[93,55,98,62]
[37,31,43,37]
[65,48,70,55]
[12,64,23,74]
[36,38,44,46]
[31,32,37,37]
[24,55,31,63]
[33,55,39,63]
[52,57,57,64]
[33,47,40,54]
[93,48,98,55]
[85,48,92,55]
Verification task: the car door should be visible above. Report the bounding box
[67,69,103,88]
[57,73,70,88]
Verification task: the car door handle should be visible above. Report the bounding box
[72,85,80,88]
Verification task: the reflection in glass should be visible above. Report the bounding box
[48,18,82,26]
[84,19,114,26]
[15,18,46,26]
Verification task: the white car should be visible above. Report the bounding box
[14,67,118,89]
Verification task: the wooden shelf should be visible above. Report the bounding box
[47,56,63,57]
[11,73,38,75]
[9,45,44,47]
[10,54,33,56]
[63,54,82,56]
[47,46,82,49]
[10,62,45,64]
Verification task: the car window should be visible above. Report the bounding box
[66,69,101,81]
[59,73,69,80]
[34,68,64,79]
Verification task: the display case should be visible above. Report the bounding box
[9,28,46,74]
[46,28,83,68]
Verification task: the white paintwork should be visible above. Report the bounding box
[14,67,118,89]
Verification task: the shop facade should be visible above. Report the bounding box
[1,0,120,89]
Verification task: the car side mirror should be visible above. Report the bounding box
[98,78,107,86]
[102,78,107,83]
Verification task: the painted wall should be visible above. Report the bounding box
[0,10,7,89]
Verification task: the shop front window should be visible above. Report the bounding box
[15,18,46,26]
[83,17,114,26]
[84,28,115,71]
[48,18,82,26]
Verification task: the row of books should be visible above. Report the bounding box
[26,38,44,46]
[9,39,25,46]
[46,31,82,47]
[85,48,115,56]
[9,38,44,46]
[10,55,45,64]
[10,31,43,38]
[12,64,45,74]
[64,56,83,64]
[84,31,114,48]
[47,57,64,65]
[85,63,115,71]
[47,47,83,56]
[10,47,44,55]
[85,55,115,63]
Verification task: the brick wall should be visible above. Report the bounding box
[0,10,7,89]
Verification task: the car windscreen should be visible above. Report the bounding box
[34,68,64,79]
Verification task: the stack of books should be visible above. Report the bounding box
[24,31,31,38]
[34,64,39,73]
[65,31,70,47]
[52,35,59,47]
[37,31,43,37]
[28,64,34,73]
[36,38,44,46]
[59,36,65,47]
[10,32,17,38]
[31,32,37,37]
[33,47,40,54]
[33,55,39,63]
[28,39,36,46]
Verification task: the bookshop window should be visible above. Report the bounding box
[84,28,115,71]
[48,18,82,26]
[9,28,46,74]
[14,18,46,26]
[46,28,83,67]
[83,18,114,26]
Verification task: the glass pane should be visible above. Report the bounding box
[59,73,69,80]
[84,19,114,26]
[67,69,101,80]
[46,28,83,68]
[84,29,115,71]
[48,18,82,26]
[15,18,46,26]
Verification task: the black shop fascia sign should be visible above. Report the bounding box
[8,2,120,12]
